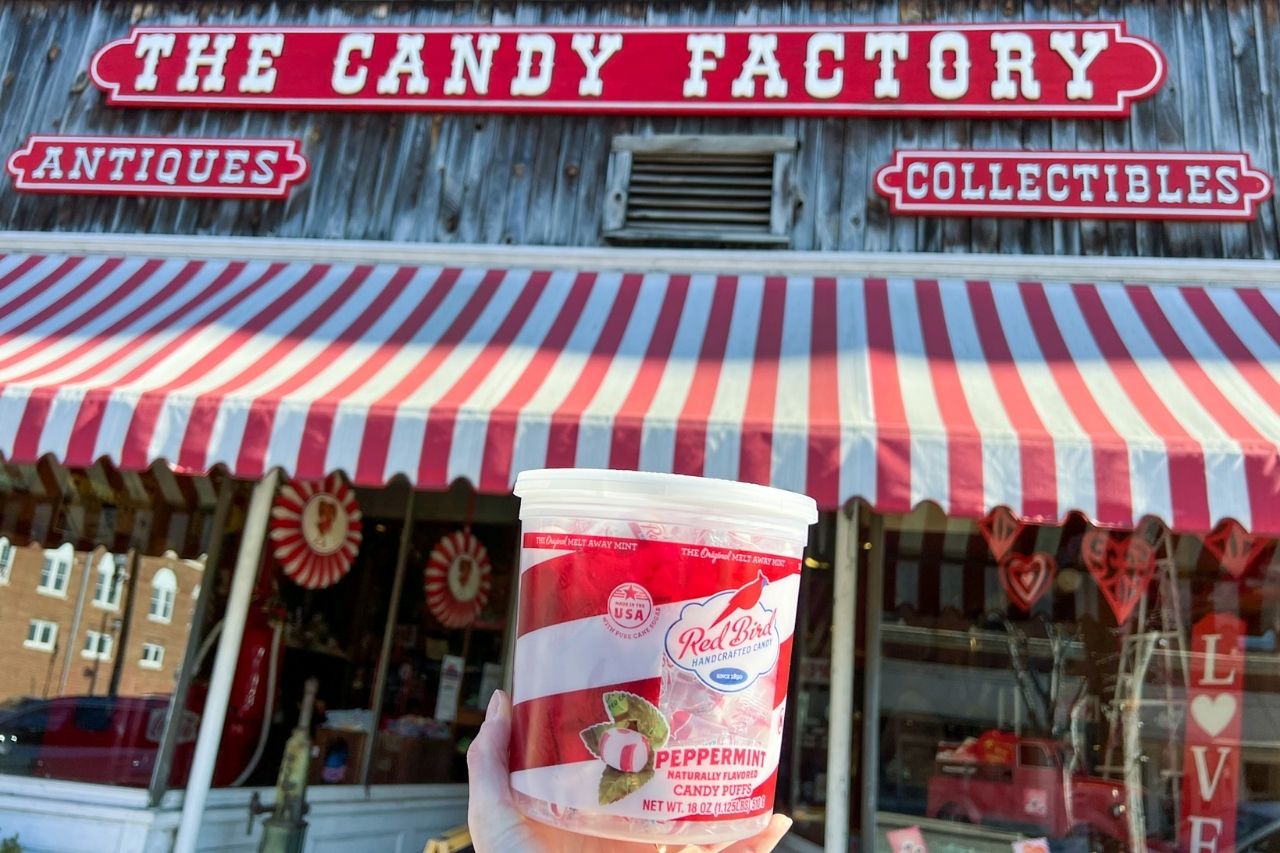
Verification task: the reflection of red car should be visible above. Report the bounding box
[0,695,199,787]
[926,732,1128,844]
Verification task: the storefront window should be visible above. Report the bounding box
[0,459,218,789]
[871,504,1280,853]
[353,490,516,787]
[213,483,518,792]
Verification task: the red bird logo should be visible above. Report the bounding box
[709,571,768,627]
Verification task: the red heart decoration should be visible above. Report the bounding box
[1000,552,1057,611]
[980,506,1024,562]
[1201,519,1269,579]
[1081,527,1157,625]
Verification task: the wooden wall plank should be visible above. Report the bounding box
[1099,0,1139,257]
[1257,0,1280,254]
[1233,0,1279,258]
[973,0,1027,256]
[1202,0,1249,260]
[1018,0,1054,257]
[1159,0,1209,257]
[1047,0,1081,256]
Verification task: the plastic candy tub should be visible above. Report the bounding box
[509,468,817,845]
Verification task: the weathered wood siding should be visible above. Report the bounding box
[0,0,1276,258]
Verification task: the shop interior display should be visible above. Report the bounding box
[878,507,1280,852]
[424,529,492,629]
[269,474,363,590]
[280,511,511,789]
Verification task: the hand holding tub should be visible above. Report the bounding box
[467,690,794,853]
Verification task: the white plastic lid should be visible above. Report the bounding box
[513,468,818,526]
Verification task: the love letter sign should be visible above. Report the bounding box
[1180,613,1245,853]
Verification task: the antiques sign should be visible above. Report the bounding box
[875,150,1274,220]
[89,23,1164,117]
[6,136,309,198]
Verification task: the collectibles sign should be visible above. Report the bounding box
[875,150,1274,219]
[6,136,308,198]
[1180,613,1245,853]
[88,23,1165,117]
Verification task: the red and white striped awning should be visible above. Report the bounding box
[3,252,1280,533]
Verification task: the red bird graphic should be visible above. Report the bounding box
[709,571,768,627]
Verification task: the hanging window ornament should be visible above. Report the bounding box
[1201,518,1269,579]
[1080,521,1160,625]
[425,529,492,628]
[269,473,363,589]
[999,552,1057,611]
[980,506,1024,562]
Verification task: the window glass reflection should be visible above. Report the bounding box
[874,506,1280,853]
[0,460,214,789]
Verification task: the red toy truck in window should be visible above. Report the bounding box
[926,730,1129,844]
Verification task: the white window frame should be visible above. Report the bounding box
[92,553,123,610]
[149,567,177,624]
[81,630,113,661]
[24,619,57,652]
[140,643,165,670]
[0,537,13,585]
[37,543,74,597]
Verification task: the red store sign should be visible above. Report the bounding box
[6,136,309,198]
[875,150,1274,220]
[89,23,1164,117]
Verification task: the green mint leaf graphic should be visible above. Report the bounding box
[603,691,669,749]
[598,765,655,805]
[579,722,614,759]
[604,691,630,720]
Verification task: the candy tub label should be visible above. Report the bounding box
[510,532,800,823]
[665,573,781,694]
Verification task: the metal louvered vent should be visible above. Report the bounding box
[603,135,796,247]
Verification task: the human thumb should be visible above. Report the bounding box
[468,690,516,811]
[468,690,537,853]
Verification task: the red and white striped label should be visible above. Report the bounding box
[510,532,801,824]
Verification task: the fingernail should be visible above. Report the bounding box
[486,690,502,720]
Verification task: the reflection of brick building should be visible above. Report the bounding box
[0,540,202,703]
